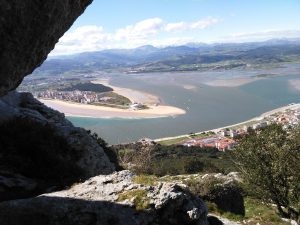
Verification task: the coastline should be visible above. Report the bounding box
[155,103,300,142]
[91,79,161,105]
[40,99,186,119]
[39,78,186,119]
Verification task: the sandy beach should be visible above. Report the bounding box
[40,99,185,119]
[39,78,185,118]
[92,79,160,105]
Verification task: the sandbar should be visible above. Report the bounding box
[288,79,300,91]
[40,99,186,119]
[203,77,259,87]
[92,79,160,105]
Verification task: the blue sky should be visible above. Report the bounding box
[51,0,300,55]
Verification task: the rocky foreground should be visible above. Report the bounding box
[0,170,209,225]
[0,92,210,224]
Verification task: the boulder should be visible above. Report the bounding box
[0,0,92,96]
[0,171,209,225]
[0,92,115,201]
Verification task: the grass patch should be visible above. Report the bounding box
[207,198,291,224]
[157,136,190,145]
[243,198,290,225]
[117,189,150,211]
[133,175,158,186]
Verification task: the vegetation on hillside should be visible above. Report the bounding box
[112,143,235,176]
[58,82,113,93]
[31,41,300,75]
[92,92,132,108]
[232,124,300,221]
[111,123,300,223]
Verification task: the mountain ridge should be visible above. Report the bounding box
[36,39,300,75]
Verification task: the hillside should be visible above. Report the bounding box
[32,39,300,75]
[58,82,113,93]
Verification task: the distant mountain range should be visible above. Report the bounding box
[34,38,300,75]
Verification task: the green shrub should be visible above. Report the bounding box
[117,189,150,211]
[112,143,235,176]
[232,124,300,220]
[133,175,158,186]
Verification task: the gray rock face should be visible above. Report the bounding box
[0,172,38,202]
[0,91,115,201]
[0,91,115,177]
[0,0,92,96]
[0,171,209,225]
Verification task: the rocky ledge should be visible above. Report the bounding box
[0,170,208,225]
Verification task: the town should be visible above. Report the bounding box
[180,104,300,151]
[35,90,112,104]
[34,90,147,110]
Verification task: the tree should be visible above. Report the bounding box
[232,124,300,221]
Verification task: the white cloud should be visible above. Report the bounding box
[115,18,164,40]
[165,17,219,32]
[53,26,112,55]
[165,22,186,32]
[190,17,219,29]
[50,17,220,55]
[149,37,196,47]
[226,29,300,41]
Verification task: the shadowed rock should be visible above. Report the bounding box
[0,92,115,201]
[0,0,92,96]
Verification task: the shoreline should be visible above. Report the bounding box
[39,78,186,119]
[154,103,300,142]
[91,79,161,105]
[40,99,186,119]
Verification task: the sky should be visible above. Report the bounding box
[51,0,300,55]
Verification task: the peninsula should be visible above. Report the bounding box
[38,79,186,119]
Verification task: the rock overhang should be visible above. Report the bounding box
[0,0,93,97]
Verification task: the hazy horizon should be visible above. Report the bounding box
[50,0,300,56]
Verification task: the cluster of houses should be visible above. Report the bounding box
[35,90,147,110]
[272,110,300,127]
[182,135,236,151]
[181,105,300,151]
[35,90,114,104]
